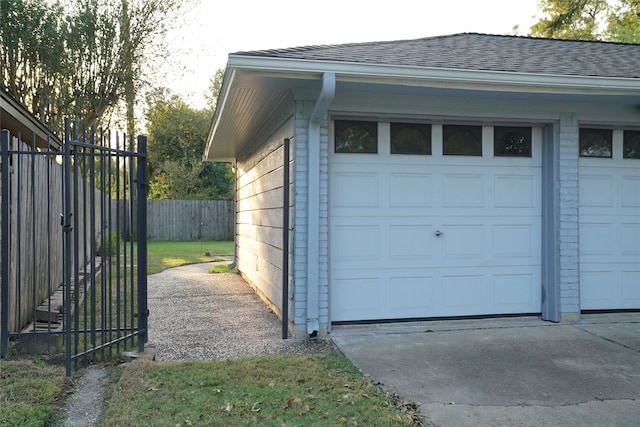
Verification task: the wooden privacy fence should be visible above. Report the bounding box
[1,138,101,331]
[146,200,234,241]
[0,133,116,334]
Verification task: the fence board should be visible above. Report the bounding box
[146,200,234,241]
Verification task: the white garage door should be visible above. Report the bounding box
[329,123,542,322]
[579,129,640,310]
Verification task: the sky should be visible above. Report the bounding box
[163,0,543,109]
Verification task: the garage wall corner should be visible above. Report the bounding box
[558,113,581,319]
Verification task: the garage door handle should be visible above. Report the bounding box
[435,230,443,237]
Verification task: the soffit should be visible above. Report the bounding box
[205,70,321,161]
[0,91,61,150]
[205,56,640,161]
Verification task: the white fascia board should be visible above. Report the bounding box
[227,54,640,95]
[204,68,236,161]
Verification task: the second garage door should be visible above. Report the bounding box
[579,128,640,310]
[329,122,542,322]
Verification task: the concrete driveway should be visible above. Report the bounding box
[331,316,640,427]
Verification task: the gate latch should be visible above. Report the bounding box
[60,213,73,232]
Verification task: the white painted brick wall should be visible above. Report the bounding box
[292,121,308,336]
[318,122,329,331]
[558,113,580,315]
[290,100,331,336]
[292,100,311,337]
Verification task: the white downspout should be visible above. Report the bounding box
[306,72,335,336]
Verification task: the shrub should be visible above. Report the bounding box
[97,231,122,257]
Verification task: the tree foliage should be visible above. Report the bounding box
[0,0,183,135]
[145,89,233,200]
[530,0,640,42]
[205,67,225,112]
[607,0,640,42]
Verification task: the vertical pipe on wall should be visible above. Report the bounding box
[306,72,335,336]
[541,123,561,322]
[282,138,291,339]
[229,160,238,270]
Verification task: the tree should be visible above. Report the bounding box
[530,0,640,42]
[204,67,225,112]
[145,89,233,200]
[0,0,184,136]
[607,0,640,42]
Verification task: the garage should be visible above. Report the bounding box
[205,33,640,335]
[329,121,543,322]
[579,128,640,310]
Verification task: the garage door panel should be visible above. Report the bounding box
[580,223,613,256]
[621,223,640,255]
[579,174,614,207]
[332,225,380,262]
[621,271,640,306]
[389,173,433,207]
[388,276,435,316]
[441,274,488,312]
[331,276,381,321]
[622,176,640,207]
[494,174,537,208]
[442,225,484,259]
[580,270,615,308]
[332,267,542,321]
[389,225,434,260]
[333,172,380,207]
[493,273,538,309]
[443,174,485,207]
[492,225,535,258]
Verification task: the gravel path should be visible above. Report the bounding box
[63,367,107,427]
[147,262,336,360]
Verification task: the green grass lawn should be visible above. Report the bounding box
[146,240,234,274]
[0,358,69,427]
[100,353,419,426]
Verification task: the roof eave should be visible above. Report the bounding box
[204,55,640,162]
[204,68,237,161]
[0,90,62,149]
[227,55,640,94]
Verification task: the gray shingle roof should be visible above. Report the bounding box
[234,33,640,79]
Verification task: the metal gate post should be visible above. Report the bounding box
[62,119,74,376]
[136,135,148,352]
[1,130,10,358]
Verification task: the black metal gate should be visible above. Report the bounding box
[0,119,148,375]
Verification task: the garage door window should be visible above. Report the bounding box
[494,126,532,157]
[335,120,378,153]
[391,123,431,155]
[623,130,640,159]
[579,128,612,158]
[443,125,482,156]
